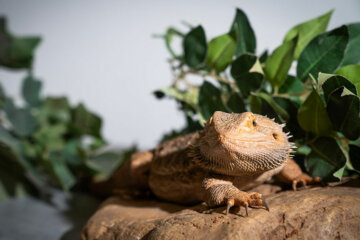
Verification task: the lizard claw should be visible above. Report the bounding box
[292,174,322,191]
[225,192,269,216]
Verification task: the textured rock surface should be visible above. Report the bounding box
[82,182,360,240]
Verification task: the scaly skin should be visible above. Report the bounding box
[102,111,319,216]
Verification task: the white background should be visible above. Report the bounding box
[0,0,359,149]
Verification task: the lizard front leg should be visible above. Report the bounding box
[202,177,269,216]
[277,158,321,190]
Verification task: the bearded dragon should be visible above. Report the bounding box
[97,111,319,216]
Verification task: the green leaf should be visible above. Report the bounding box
[305,137,346,181]
[71,103,102,138]
[206,31,237,73]
[230,8,256,56]
[37,97,71,124]
[335,64,360,93]
[226,92,245,113]
[153,87,198,110]
[0,17,41,69]
[264,36,297,87]
[326,87,360,140]
[183,25,207,69]
[341,23,360,66]
[321,75,357,102]
[251,92,289,122]
[22,75,42,107]
[297,90,332,135]
[231,53,263,97]
[48,152,76,190]
[86,152,123,176]
[349,144,360,172]
[34,123,66,152]
[278,75,304,94]
[249,95,279,122]
[3,98,37,137]
[198,81,227,120]
[284,10,333,59]
[297,26,349,81]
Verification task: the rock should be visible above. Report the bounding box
[82,182,360,240]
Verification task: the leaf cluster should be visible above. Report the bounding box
[0,18,136,201]
[155,9,360,181]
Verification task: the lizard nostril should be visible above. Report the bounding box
[272,133,279,140]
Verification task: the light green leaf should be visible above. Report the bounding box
[297,26,349,81]
[206,31,237,73]
[153,87,198,110]
[284,10,333,59]
[264,36,297,87]
[86,152,123,176]
[335,64,360,93]
[183,25,207,69]
[297,90,332,135]
[230,8,256,56]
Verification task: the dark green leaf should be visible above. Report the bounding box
[321,75,357,102]
[264,36,297,87]
[297,26,349,81]
[230,53,263,97]
[249,95,279,122]
[305,137,346,180]
[226,92,245,113]
[198,81,227,120]
[22,76,42,107]
[4,98,37,137]
[183,25,207,69]
[206,31,237,73]
[284,10,333,59]
[230,8,256,56]
[326,87,360,140]
[259,50,268,63]
[71,103,102,138]
[0,17,41,69]
[349,144,360,172]
[251,92,289,122]
[274,97,304,139]
[335,64,360,93]
[297,90,332,135]
[48,152,76,190]
[341,23,360,66]
[278,75,304,94]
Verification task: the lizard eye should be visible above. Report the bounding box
[252,120,257,127]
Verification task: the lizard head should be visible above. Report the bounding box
[196,111,294,175]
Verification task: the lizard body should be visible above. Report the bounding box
[102,111,318,215]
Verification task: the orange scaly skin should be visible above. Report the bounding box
[104,111,319,216]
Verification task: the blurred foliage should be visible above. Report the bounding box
[155,9,360,181]
[0,17,136,201]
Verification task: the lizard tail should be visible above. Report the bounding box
[88,151,153,197]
